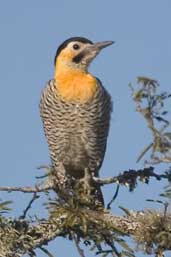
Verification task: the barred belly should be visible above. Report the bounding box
[40,79,112,178]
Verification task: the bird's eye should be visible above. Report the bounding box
[73,44,80,50]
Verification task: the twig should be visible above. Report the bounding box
[28,249,36,257]
[0,167,168,195]
[20,193,40,219]
[107,184,120,209]
[137,124,170,163]
[0,185,53,193]
[96,249,114,255]
[130,77,171,164]
[94,167,169,186]
[39,246,54,257]
[136,143,153,163]
[103,234,121,257]
[72,232,86,257]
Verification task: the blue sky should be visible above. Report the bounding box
[0,1,171,256]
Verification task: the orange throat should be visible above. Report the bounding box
[54,66,97,103]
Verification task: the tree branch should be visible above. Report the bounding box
[0,205,171,257]
[20,193,39,219]
[1,167,169,197]
[94,167,170,191]
[0,184,53,193]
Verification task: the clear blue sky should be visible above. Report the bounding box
[0,1,171,256]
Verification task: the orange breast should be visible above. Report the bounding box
[55,70,97,103]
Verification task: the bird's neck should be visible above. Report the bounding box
[54,62,97,103]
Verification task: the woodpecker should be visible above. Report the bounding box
[40,37,113,206]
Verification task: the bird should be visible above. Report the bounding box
[40,37,113,206]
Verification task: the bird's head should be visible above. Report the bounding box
[54,37,114,73]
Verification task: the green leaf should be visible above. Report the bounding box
[0,200,12,214]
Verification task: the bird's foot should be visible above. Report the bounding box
[50,164,74,201]
[81,168,92,196]
[74,168,95,206]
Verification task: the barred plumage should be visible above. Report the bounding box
[40,79,112,179]
[40,37,113,206]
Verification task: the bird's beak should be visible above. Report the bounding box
[81,41,114,66]
[91,41,114,51]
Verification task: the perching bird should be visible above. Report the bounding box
[40,37,113,206]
